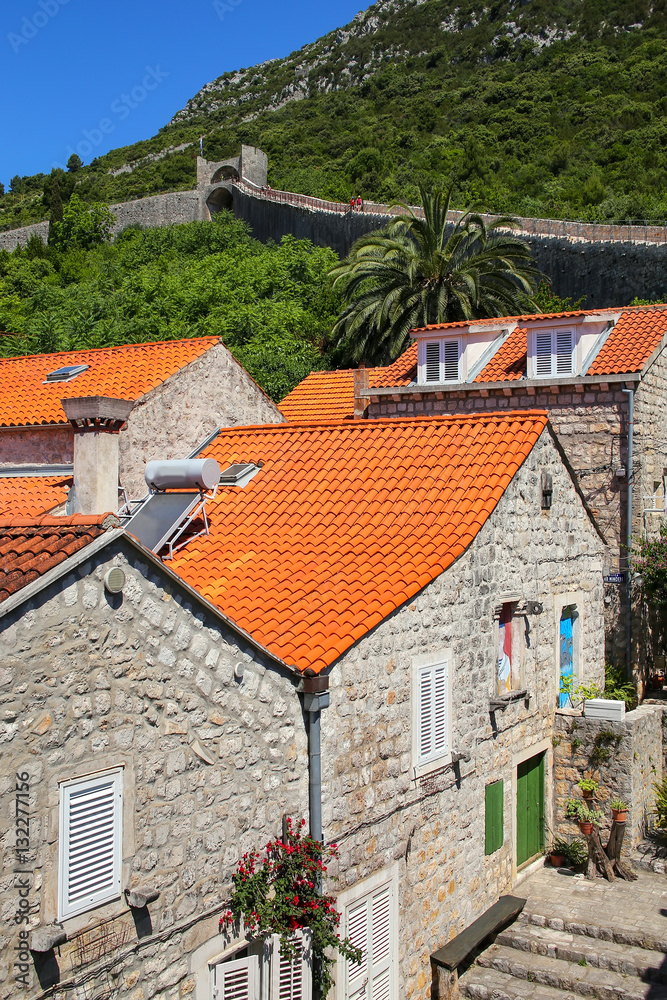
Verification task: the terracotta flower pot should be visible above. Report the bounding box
[579,821,593,835]
[582,789,593,800]
[612,809,627,823]
[550,853,565,868]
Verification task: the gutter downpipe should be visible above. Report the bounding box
[622,385,634,678]
[301,675,330,844]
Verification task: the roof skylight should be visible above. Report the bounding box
[44,364,90,383]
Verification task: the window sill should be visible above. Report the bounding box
[489,689,529,712]
[413,754,452,781]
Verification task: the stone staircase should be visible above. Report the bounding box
[459,867,667,1000]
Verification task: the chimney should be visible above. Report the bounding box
[62,397,134,515]
[353,364,370,419]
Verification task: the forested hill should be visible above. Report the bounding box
[4,0,667,234]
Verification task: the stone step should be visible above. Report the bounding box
[518,898,667,954]
[459,965,580,1000]
[474,943,667,1000]
[497,922,667,983]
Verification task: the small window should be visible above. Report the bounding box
[541,472,553,510]
[270,933,312,1000]
[485,780,504,855]
[44,364,90,383]
[532,330,574,378]
[58,769,123,920]
[420,339,460,384]
[417,660,450,766]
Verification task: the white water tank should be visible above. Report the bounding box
[144,458,220,492]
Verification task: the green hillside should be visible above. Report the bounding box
[2,0,667,233]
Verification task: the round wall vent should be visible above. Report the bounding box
[104,567,126,594]
[234,661,245,680]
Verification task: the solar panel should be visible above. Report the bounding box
[125,492,200,553]
[44,364,90,383]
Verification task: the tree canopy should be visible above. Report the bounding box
[0,212,340,402]
[329,185,542,365]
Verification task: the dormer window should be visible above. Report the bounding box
[419,339,461,384]
[532,329,574,378]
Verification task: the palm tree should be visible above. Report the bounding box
[329,184,543,365]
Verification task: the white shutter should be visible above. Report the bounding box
[270,933,311,1000]
[418,668,434,761]
[370,887,392,1000]
[418,662,449,764]
[534,332,552,377]
[442,340,459,381]
[344,881,395,1000]
[213,954,258,1000]
[59,770,123,920]
[425,342,440,382]
[347,898,369,1000]
[555,330,574,374]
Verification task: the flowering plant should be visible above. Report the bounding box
[634,524,667,606]
[219,818,361,997]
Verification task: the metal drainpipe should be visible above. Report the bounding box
[302,681,330,844]
[622,385,634,677]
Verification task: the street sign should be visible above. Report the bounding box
[604,573,626,584]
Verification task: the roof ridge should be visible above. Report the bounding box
[0,513,118,529]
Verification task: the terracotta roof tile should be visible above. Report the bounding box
[0,514,115,603]
[168,412,548,674]
[0,337,219,427]
[0,475,71,517]
[280,307,667,420]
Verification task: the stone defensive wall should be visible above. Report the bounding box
[2,174,667,307]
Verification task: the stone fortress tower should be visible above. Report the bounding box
[197,145,268,219]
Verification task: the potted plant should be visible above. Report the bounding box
[610,798,627,823]
[566,798,602,835]
[578,777,599,800]
[565,838,588,871]
[549,837,569,867]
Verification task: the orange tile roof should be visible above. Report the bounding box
[0,475,72,518]
[279,370,358,422]
[0,337,219,427]
[0,514,114,603]
[169,412,549,673]
[281,307,667,420]
[278,351,419,423]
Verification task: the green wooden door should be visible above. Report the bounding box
[516,752,545,867]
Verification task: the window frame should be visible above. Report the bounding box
[58,767,123,921]
[530,328,576,379]
[411,649,453,778]
[495,602,525,696]
[418,338,462,384]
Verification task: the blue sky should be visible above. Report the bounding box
[0,0,365,187]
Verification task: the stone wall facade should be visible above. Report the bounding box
[322,428,605,1000]
[0,341,283,500]
[0,535,307,999]
[368,368,667,676]
[552,705,666,850]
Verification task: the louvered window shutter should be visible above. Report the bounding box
[59,770,123,920]
[555,330,574,374]
[424,342,441,382]
[212,954,258,1000]
[534,332,552,377]
[443,340,459,381]
[369,885,392,1000]
[346,898,369,1000]
[485,779,504,855]
[418,662,449,764]
[345,881,395,1000]
[270,933,311,1000]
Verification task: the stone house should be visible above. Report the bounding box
[280,305,667,683]
[0,337,282,517]
[0,409,606,1000]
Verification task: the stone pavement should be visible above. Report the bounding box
[459,864,667,1000]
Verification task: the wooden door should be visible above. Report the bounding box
[516,752,545,867]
